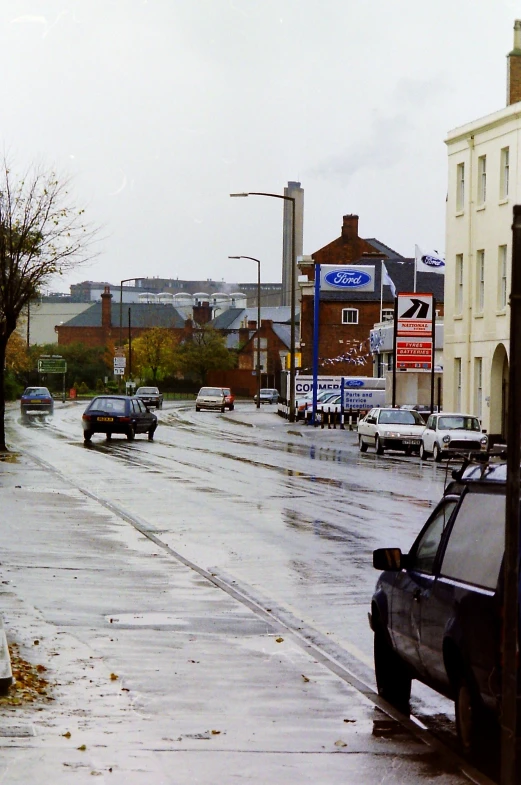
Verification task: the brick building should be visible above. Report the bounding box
[299,215,444,376]
[56,286,186,347]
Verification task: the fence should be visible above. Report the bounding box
[277,403,362,430]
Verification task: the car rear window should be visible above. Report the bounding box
[137,388,158,394]
[91,398,127,414]
[440,492,504,589]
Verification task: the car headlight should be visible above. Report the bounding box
[480,436,488,446]
[384,431,400,438]
[442,435,451,444]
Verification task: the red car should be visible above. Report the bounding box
[222,388,235,411]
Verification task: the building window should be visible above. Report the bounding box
[381,309,394,322]
[499,245,508,309]
[455,358,462,411]
[342,308,358,324]
[475,357,483,418]
[455,254,463,315]
[476,249,485,312]
[500,147,510,199]
[478,155,486,204]
[456,162,465,211]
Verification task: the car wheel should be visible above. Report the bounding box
[221,406,225,413]
[148,426,156,441]
[359,436,368,453]
[229,405,234,411]
[83,430,93,443]
[126,426,135,441]
[195,406,200,412]
[433,443,442,462]
[375,435,384,455]
[374,627,411,713]
[419,443,428,461]
[106,432,112,441]
[159,402,163,409]
[455,670,488,754]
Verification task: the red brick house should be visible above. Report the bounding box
[299,215,444,376]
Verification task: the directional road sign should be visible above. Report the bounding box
[38,358,67,374]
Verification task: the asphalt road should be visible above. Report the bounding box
[0,400,494,784]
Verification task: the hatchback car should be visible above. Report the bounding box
[358,407,425,455]
[370,458,512,752]
[195,387,226,412]
[82,395,157,442]
[254,388,279,404]
[135,386,163,409]
[20,387,54,416]
[221,388,235,410]
[420,412,488,461]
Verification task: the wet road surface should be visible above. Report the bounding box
[0,401,497,783]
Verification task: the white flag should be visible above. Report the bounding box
[415,245,445,275]
[381,263,397,297]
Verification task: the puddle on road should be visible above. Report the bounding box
[106,613,273,636]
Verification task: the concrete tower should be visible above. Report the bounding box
[281,181,304,307]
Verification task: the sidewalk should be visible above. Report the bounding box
[0,451,482,784]
[223,406,358,442]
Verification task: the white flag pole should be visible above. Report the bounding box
[380,260,384,322]
[414,245,418,293]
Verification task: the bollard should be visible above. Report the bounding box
[327,407,332,429]
[0,616,13,696]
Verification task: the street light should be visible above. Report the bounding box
[230,191,297,422]
[229,255,262,408]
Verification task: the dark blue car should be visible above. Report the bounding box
[370,461,510,752]
[20,386,54,416]
[82,395,157,443]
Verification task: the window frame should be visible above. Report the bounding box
[455,253,463,315]
[474,357,483,419]
[408,497,460,576]
[456,162,465,211]
[477,155,487,204]
[500,147,510,199]
[476,249,485,313]
[498,244,508,310]
[342,308,359,325]
[455,358,462,411]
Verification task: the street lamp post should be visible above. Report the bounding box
[119,278,143,392]
[229,256,262,408]
[230,192,297,422]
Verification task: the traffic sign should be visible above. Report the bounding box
[113,367,125,376]
[38,358,67,374]
[397,293,434,337]
[113,357,126,368]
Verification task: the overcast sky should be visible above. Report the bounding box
[1,0,518,293]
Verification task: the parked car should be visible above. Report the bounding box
[221,387,235,410]
[369,458,510,752]
[357,407,425,455]
[135,386,163,409]
[195,387,226,412]
[420,412,488,462]
[254,388,279,405]
[20,386,54,416]
[82,395,157,442]
[400,404,437,424]
[297,390,339,418]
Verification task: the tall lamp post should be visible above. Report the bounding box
[230,192,297,422]
[229,255,262,408]
[119,278,143,392]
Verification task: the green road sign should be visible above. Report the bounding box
[38,358,67,374]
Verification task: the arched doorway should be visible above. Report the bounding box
[490,343,509,437]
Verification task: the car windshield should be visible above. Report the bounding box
[90,398,127,414]
[137,387,158,394]
[260,389,276,394]
[222,388,231,395]
[438,416,481,431]
[199,388,223,396]
[24,388,49,396]
[378,410,423,425]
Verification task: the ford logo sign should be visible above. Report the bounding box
[345,379,364,388]
[324,269,372,288]
[421,254,445,269]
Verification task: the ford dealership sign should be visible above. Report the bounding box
[320,264,375,293]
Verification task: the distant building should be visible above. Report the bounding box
[282,181,304,307]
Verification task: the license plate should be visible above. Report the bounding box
[30,399,40,403]
[402,439,420,445]
[97,417,114,422]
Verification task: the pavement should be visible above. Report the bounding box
[0,426,491,784]
[222,405,357,441]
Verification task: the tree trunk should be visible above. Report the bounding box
[0,336,8,452]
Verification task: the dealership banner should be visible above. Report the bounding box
[320,265,375,293]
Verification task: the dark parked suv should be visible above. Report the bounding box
[370,458,511,752]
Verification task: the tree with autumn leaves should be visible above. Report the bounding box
[0,158,95,450]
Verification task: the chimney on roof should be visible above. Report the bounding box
[507,20,521,105]
[101,285,112,329]
[341,214,359,240]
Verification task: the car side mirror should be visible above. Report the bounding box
[373,548,406,571]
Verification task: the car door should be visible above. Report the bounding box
[390,498,458,677]
[423,415,436,452]
[131,399,146,432]
[360,409,377,442]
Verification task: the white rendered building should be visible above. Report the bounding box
[444,21,521,436]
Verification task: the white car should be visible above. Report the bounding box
[358,407,425,455]
[420,412,488,462]
[195,387,226,412]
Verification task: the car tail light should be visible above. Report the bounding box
[82,414,92,421]
[119,416,131,422]
[43,398,52,404]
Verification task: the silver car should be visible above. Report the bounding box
[195,387,226,412]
